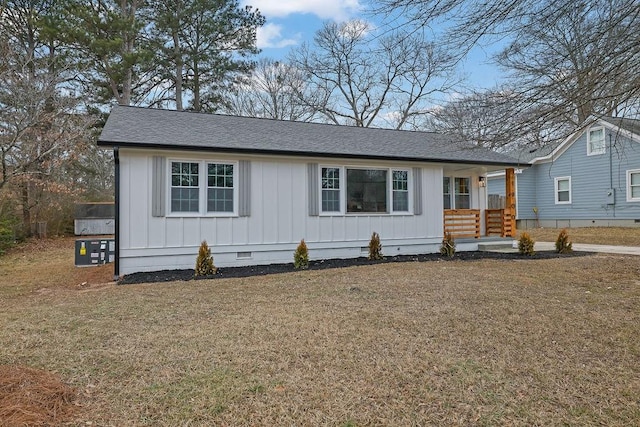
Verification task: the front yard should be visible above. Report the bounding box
[1,233,639,425]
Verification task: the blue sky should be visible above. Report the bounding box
[240,0,506,91]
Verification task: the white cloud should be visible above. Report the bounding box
[243,0,362,21]
[256,23,300,49]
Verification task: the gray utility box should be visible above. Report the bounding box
[75,239,115,267]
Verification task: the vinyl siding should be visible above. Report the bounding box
[534,128,640,220]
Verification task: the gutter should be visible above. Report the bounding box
[114,146,120,280]
[96,140,528,169]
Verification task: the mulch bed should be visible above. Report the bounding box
[119,250,590,285]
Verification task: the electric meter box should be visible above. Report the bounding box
[75,239,115,267]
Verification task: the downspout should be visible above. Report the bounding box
[609,134,615,217]
[114,146,120,280]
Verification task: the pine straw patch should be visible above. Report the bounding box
[0,365,77,427]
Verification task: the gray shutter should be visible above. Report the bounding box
[308,163,319,216]
[238,160,251,217]
[152,156,166,217]
[413,167,422,215]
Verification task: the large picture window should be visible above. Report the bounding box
[587,127,605,155]
[347,169,388,213]
[207,163,234,212]
[319,166,413,214]
[171,161,199,212]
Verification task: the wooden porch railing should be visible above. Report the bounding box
[485,208,515,237]
[443,209,481,239]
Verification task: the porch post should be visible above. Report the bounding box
[505,168,516,237]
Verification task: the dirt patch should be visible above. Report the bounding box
[119,250,590,284]
[0,365,78,427]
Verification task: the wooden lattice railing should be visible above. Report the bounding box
[443,209,481,239]
[485,209,515,237]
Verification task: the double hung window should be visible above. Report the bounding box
[555,177,571,204]
[587,127,605,155]
[443,176,470,209]
[627,170,640,202]
[171,162,199,213]
[170,160,236,214]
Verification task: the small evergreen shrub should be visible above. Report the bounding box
[555,229,573,253]
[194,240,216,277]
[518,232,535,256]
[440,232,456,257]
[0,219,16,255]
[294,239,309,269]
[368,231,383,260]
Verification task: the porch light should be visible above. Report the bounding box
[478,176,486,187]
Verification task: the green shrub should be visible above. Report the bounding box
[518,232,535,256]
[194,240,216,277]
[368,231,383,260]
[294,239,309,269]
[440,232,456,257]
[555,229,573,253]
[0,219,17,255]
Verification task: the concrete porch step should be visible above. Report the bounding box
[477,242,517,253]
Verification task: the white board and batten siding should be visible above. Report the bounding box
[118,148,457,274]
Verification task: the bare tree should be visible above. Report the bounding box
[373,0,640,128]
[496,0,640,127]
[1,1,98,235]
[423,89,563,150]
[288,20,457,129]
[221,58,317,121]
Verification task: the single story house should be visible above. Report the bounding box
[488,116,640,228]
[98,106,524,277]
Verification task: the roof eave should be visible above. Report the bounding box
[97,139,526,168]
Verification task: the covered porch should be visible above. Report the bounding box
[443,168,517,239]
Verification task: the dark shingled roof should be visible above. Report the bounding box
[98,106,524,167]
[600,116,640,136]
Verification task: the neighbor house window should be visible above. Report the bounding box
[347,169,388,213]
[555,176,571,204]
[392,170,409,211]
[443,177,451,209]
[627,170,640,202]
[207,163,234,212]
[321,167,341,212]
[171,161,199,212]
[587,127,605,155]
[454,177,470,209]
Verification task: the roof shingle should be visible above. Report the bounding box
[98,106,524,167]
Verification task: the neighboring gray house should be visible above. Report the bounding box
[98,106,523,277]
[488,116,640,228]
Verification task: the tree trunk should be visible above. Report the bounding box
[22,184,31,237]
[173,30,183,111]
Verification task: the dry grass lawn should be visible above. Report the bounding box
[1,230,639,425]
[524,226,640,246]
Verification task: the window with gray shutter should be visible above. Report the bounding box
[308,163,319,216]
[239,160,251,216]
[413,167,422,215]
[152,156,166,217]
